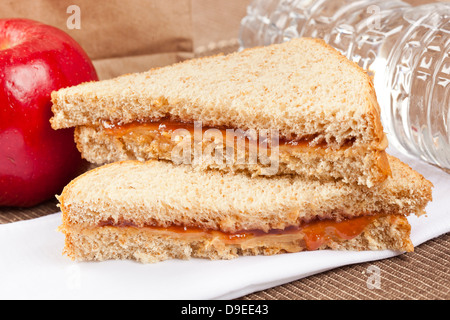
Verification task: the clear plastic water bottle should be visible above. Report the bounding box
[239,0,450,170]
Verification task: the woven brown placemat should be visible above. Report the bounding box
[240,234,450,300]
[0,199,59,224]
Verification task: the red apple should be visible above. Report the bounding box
[0,19,98,207]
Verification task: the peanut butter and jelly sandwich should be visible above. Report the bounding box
[51,38,390,187]
[51,38,432,263]
[57,157,431,263]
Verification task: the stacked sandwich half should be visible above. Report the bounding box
[51,38,432,263]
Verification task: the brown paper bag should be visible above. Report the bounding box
[0,0,194,79]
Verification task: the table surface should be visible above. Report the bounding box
[1,0,449,300]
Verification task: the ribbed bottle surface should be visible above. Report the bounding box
[239,0,450,168]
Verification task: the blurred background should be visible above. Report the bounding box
[0,0,445,79]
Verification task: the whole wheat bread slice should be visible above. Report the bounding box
[58,155,432,233]
[51,38,384,147]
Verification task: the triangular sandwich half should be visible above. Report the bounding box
[57,155,432,263]
[51,38,390,187]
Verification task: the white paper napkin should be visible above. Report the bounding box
[0,146,449,300]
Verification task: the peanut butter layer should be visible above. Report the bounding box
[101,118,389,152]
[102,215,376,251]
[59,214,413,263]
[63,215,392,251]
[74,119,391,185]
